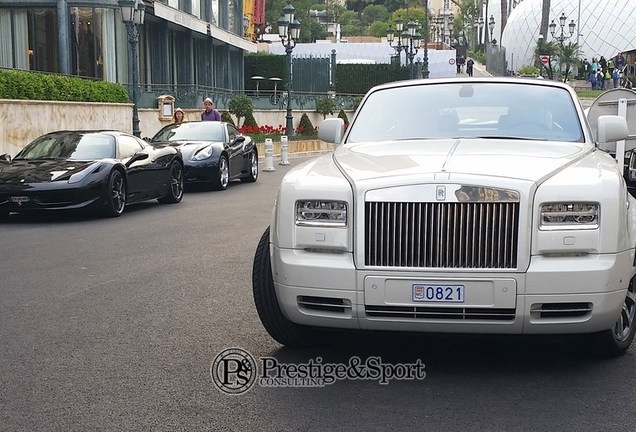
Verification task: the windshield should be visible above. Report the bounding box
[151,122,225,142]
[346,82,584,143]
[15,132,116,160]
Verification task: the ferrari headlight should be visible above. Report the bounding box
[68,162,102,184]
[540,202,599,229]
[192,145,214,161]
[296,200,347,227]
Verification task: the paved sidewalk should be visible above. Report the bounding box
[455,59,492,77]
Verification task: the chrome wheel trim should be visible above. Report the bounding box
[613,288,636,342]
[111,172,125,214]
[220,157,229,188]
[171,162,184,199]
[251,152,258,178]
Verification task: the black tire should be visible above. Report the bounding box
[158,160,184,204]
[252,227,322,347]
[211,155,229,191]
[104,169,126,217]
[240,150,258,183]
[592,277,636,357]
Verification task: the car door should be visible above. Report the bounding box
[118,135,153,202]
[225,124,245,178]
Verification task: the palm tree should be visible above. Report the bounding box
[559,42,583,82]
[539,0,551,41]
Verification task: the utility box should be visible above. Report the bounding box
[157,95,175,120]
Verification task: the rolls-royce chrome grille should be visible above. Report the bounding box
[365,201,519,269]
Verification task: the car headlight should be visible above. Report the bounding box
[296,200,347,227]
[192,145,214,161]
[539,202,599,229]
[68,162,102,184]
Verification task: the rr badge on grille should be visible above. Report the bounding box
[436,185,446,201]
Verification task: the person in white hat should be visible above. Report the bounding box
[173,107,188,123]
[201,97,221,121]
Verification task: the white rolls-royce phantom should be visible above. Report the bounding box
[252,77,636,357]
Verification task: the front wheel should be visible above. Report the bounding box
[211,155,229,191]
[252,227,323,347]
[240,150,258,183]
[104,169,126,217]
[592,278,636,357]
[158,160,184,204]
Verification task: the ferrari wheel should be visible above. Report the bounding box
[158,160,184,204]
[240,150,258,183]
[252,227,324,347]
[104,169,126,217]
[212,155,229,191]
[592,277,636,357]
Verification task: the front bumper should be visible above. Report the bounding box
[271,247,633,335]
[183,160,219,183]
[0,181,105,212]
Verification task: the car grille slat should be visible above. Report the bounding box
[365,201,519,269]
[365,305,516,321]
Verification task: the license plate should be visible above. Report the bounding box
[10,196,29,203]
[412,284,465,303]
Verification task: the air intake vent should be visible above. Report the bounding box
[531,302,592,319]
[365,305,515,321]
[298,296,352,314]
[365,201,519,269]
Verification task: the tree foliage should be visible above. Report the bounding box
[228,94,254,127]
[316,97,338,119]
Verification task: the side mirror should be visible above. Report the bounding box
[125,152,149,167]
[0,154,11,162]
[232,136,246,144]
[318,118,345,144]
[597,115,629,151]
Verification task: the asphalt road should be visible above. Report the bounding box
[1,156,635,432]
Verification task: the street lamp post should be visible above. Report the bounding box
[405,21,421,79]
[549,12,575,45]
[118,0,145,138]
[278,2,300,137]
[422,0,429,79]
[387,18,408,66]
[474,16,484,51]
[488,15,495,47]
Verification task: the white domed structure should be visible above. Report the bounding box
[496,0,636,71]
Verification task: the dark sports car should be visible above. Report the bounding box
[149,121,258,190]
[0,130,184,217]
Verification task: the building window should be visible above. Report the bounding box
[28,9,59,73]
[70,7,106,78]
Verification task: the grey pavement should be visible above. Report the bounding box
[455,59,492,77]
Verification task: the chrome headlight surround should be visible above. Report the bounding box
[191,145,214,161]
[539,202,599,230]
[295,200,347,227]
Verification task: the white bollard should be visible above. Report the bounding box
[279,135,290,165]
[263,138,276,172]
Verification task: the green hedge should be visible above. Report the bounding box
[335,64,409,94]
[244,53,286,91]
[0,69,129,103]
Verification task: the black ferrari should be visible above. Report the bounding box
[149,121,258,190]
[0,130,184,217]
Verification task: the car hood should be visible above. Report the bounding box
[155,140,222,160]
[0,160,98,184]
[333,139,590,183]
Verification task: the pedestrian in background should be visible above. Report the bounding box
[173,107,188,123]
[466,58,474,77]
[201,97,221,121]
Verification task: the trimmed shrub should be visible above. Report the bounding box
[221,110,235,126]
[337,109,349,125]
[297,113,317,137]
[228,94,254,127]
[316,97,337,119]
[0,69,128,102]
[243,111,258,128]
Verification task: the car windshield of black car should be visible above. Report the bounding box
[15,132,116,160]
[152,123,225,143]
